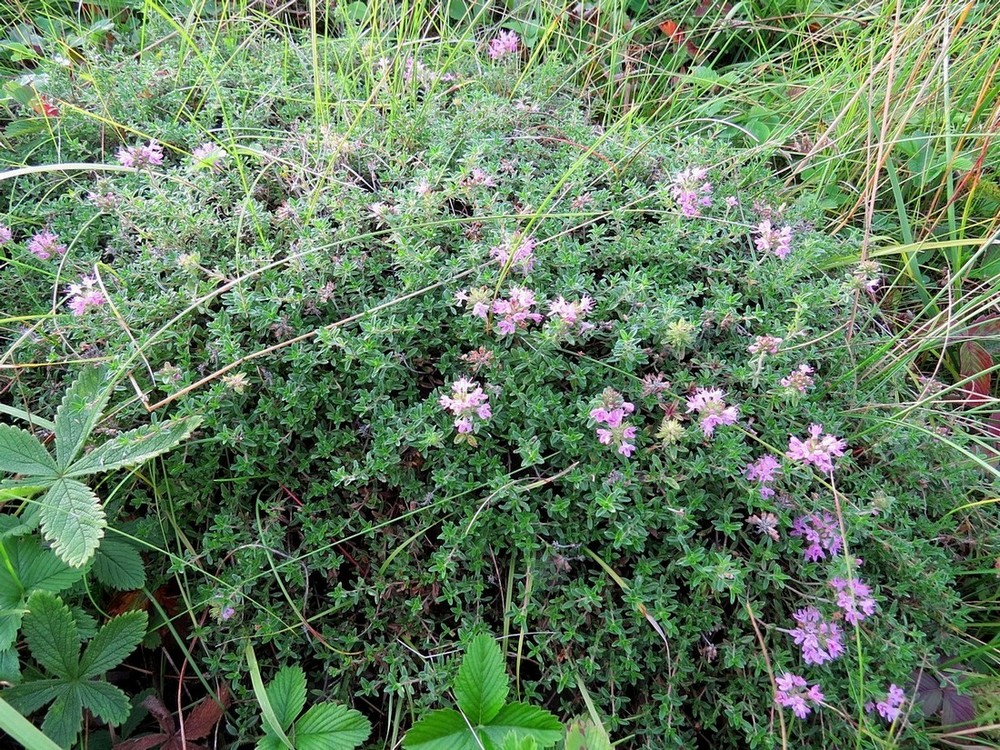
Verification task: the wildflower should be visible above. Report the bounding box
[655,417,685,446]
[491,287,543,335]
[117,140,164,169]
[489,233,537,274]
[685,387,738,437]
[413,179,434,197]
[222,372,250,394]
[191,142,228,171]
[459,347,495,373]
[669,167,713,218]
[754,219,793,259]
[788,607,845,665]
[725,196,739,208]
[455,287,493,319]
[744,455,781,498]
[781,364,815,394]
[66,275,107,316]
[787,424,847,473]
[590,388,638,457]
[830,576,877,625]
[746,512,780,541]
[547,295,594,332]
[0,224,11,244]
[849,260,882,293]
[440,377,493,434]
[867,684,906,723]
[27,230,66,260]
[775,673,824,719]
[790,512,842,561]
[461,168,497,188]
[488,30,520,60]
[748,335,782,356]
[640,373,671,398]
[571,192,593,210]
[87,191,119,210]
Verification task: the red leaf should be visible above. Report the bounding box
[658,20,686,44]
[182,685,230,739]
[30,94,60,118]
[959,340,992,407]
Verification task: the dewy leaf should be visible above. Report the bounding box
[454,634,509,725]
[480,704,562,749]
[64,416,202,479]
[39,478,106,568]
[53,366,112,470]
[0,425,57,478]
[266,665,307,733]
[78,609,147,678]
[22,591,80,680]
[293,702,372,750]
[402,708,481,750]
[91,536,145,590]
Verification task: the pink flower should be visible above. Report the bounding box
[748,335,782,356]
[669,167,713,218]
[461,168,497,188]
[0,224,11,245]
[867,684,906,723]
[191,142,227,171]
[491,286,542,335]
[791,512,842,561]
[117,140,164,169]
[490,233,537,274]
[775,673,824,719]
[781,364,815,394]
[787,424,847,473]
[830,576,877,625]
[725,196,739,208]
[547,295,594,332]
[440,377,492,434]
[591,389,638,458]
[66,275,107,316]
[788,607,845,665]
[488,30,520,60]
[744,455,781,498]
[27,230,66,260]
[754,219,793,259]
[455,287,492,319]
[685,387,738,437]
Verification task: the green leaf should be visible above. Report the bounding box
[256,735,286,750]
[564,716,612,750]
[39,479,106,568]
[0,425,57,478]
[293,702,372,750]
[480,704,562,749]
[53,367,112,470]
[497,734,538,750]
[0,647,21,683]
[22,592,80,679]
[0,536,86,608]
[402,708,480,750]
[0,693,64,750]
[2,678,67,715]
[78,679,130,725]
[0,481,47,504]
[42,683,84,748]
[91,536,145,590]
[265,665,307,733]
[0,612,21,652]
[454,634,508,725]
[64,416,202,478]
[79,610,147,678]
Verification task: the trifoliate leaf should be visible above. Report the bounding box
[454,634,508,725]
[265,666,307,733]
[64,416,202,479]
[0,425,57,478]
[38,478,105,568]
[293,702,372,750]
[53,367,112,470]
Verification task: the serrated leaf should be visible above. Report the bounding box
[294,702,372,750]
[454,635,509,724]
[0,612,21,652]
[53,367,112,470]
[2,678,66,715]
[402,708,481,750]
[23,592,80,679]
[183,685,230,739]
[480,704,562,749]
[256,735,286,750]
[0,536,85,608]
[0,646,21,683]
[64,416,202,478]
[78,679,130,724]
[42,683,84,748]
[79,610,147,678]
[0,425,57,478]
[266,666,307,733]
[498,733,538,750]
[39,478,106,568]
[92,536,145,590]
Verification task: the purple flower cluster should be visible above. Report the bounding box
[781,364,815,394]
[0,224,11,245]
[744,454,781,498]
[748,335,782,356]
[488,31,520,60]
[754,219,793,259]
[790,512,842,561]
[788,607,844,665]
[686,387,738,437]
[66,275,107,316]
[669,167,713,217]
[490,233,536,274]
[787,424,847,473]
[191,142,227,172]
[867,684,906,722]
[775,673,824,718]
[492,287,543,335]
[439,377,492,434]
[27,230,66,260]
[830,576,877,625]
[590,389,638,458]
[117,139,164,169]
[547,295,594,333]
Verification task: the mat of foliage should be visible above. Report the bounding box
[1,29,995,748]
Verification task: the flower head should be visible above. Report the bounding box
[0,224,11,245]
[490,233,536,274]
[781,364,815,394]
[191,142,228,171]
[867,684,906,723]
[547,295,594,333]
[787,424,847,473]
[830,576,877,625]
[788,607,845,665]
[488,30,520,60]
[685,387,738,437]
[775,673,824,719]
[755,219,793,259]
[66,275,107,316]
[491,286,542,335]
[669,167,713,218]
[440,377,493,434]
[744,455,781,498]
[590,389,638,458]
[748,335,783,356]
[791,512,842,561]
[27,230,66,260]
[461,168,497,189]
[455,286,493,319]
[117,140,164,169]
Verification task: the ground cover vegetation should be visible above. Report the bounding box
[1,0,999,747]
